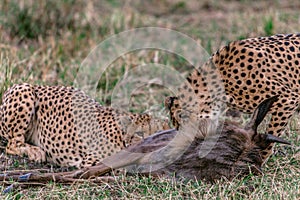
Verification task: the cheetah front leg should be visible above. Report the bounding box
[2,84,46,162]
[260,93,299,162]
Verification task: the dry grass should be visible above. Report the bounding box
[0,0,300,199]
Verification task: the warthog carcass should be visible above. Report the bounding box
[71,96,290,182]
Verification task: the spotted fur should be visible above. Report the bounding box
[166,33,299,161]
[0,83,169,168]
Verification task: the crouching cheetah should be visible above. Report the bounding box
[0,83,169,168]
[166,33,300,161]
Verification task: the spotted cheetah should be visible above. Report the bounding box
[165,33,300,161]
[0,83,169,168]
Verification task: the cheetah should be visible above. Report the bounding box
[165,33,300,161]
[0,83,169,168]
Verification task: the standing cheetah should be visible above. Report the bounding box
[0,83,169,168]
[166,33,300,161]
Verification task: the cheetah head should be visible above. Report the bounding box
[119,114,170,146]
[164,96,209,130]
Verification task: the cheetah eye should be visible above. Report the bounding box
[135,131,144,137]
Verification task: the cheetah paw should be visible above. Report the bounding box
[26,146,47,163]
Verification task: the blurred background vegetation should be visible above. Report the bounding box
[0,0,299,199]
[1,0,300,95]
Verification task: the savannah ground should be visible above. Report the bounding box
[0,0,299,199]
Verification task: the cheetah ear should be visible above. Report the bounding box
[245,95,279,131]
[164,96,178,110]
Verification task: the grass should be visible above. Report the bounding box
[1,155,299,199]
[0,0,300,199]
